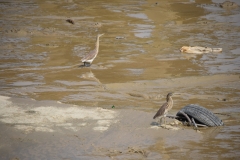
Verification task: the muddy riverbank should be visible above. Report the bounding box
[0,95,238,160]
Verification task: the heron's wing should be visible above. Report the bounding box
[81,49,97,62]
[153,102,168,119]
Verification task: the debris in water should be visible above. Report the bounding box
[115,36,125,39]
[180,46,222,54]
[66,19,74,24]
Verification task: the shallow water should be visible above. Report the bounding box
[0,0,240,159]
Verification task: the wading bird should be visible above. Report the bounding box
[81,33,104,67]
[153,93,174,127]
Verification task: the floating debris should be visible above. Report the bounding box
[66,19,74,24]
[115,36,125,39]
[180,46,222,54]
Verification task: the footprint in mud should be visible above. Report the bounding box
[128,147,148,157]
[93,22,102,28]
[5,29,18,33]
[25,110,39,114]
[5,28,28,36]
[219,1,239,9]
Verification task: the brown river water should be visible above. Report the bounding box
[0,0,240,159]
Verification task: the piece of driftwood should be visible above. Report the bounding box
[179,111,192,126]
[166,115,207,127]
[192,118,198,130]
[195,123,207,127]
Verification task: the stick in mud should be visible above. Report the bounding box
[195,123,208,127]
[179,111,192,126]
[192,118,198,130]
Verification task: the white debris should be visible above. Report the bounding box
[180,46,222,54]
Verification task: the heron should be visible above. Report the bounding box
[81,33,104,67]
[153,93,174,127]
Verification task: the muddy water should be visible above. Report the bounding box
[0,0,240,159]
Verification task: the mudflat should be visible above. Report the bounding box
[0,0,239,159]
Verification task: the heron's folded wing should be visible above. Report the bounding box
[81,49,97,62]
[153,102,168,119]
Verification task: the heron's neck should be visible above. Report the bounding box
[95,36,100,52]
[167,97,173,106]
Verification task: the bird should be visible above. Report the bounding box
[81,33,104,67]
[153,93,174,127]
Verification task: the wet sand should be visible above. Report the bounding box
[0,95,238,160]
[0,0,240,159]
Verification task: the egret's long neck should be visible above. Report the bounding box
[95,36,100,52]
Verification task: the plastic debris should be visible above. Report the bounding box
[180,46,222,54]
